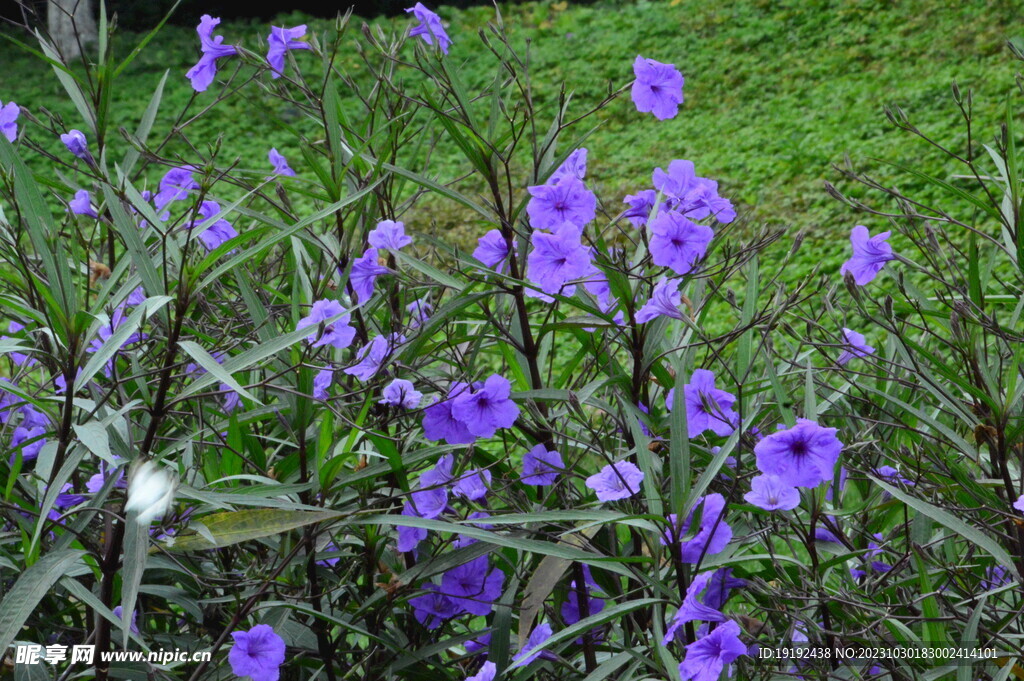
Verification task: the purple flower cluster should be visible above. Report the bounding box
[421,375,519,444]
[743,419,844,513]
[187,17,313,92]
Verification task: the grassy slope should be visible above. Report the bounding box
[0,0,1019,278]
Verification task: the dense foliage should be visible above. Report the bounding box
[1,3,1023,681]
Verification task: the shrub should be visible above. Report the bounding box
[0,5,1022,681]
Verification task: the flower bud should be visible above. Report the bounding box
[60,129,90,161]
[125,460,177,525]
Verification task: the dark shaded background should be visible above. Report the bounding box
[0,0,549,30]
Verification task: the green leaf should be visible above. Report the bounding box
[166,509,343,551]
[873,477,1019,579]
[178,340,261,405]
[0,550,87,654]
[120,515,149,646]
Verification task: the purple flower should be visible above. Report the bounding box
[815,522,843,544]
[60,129,90,161]
[663,571,727,645]
[406,3,451,54]
[222,384,242,412]
[0,100,18,142]
[521,444,563,486]
[744,474,800,511]
[380,378,422,408]
[87,457,126,494]
[187,201,238,252]
[982,565,1011,590]
[586,461,645,502]
[409,483,448,519]
[453,468,492,501]
[228,624,286,681]
[649,210,714,275]
[315,540,341,567]
[368,220,412,251]
[9,425,46,463]
[526,229,592,299]
[825,465,847,503]
[653,160,698,198]
[680,179,736,224]
[440,555,505,615]
[54,482,87,509]
[473,230,508,272]
[313,368,333,400]
[1014,495,1024,514]
[186,15,238,93]
[465,632,492,655]
[112,606,140,635]
[421,455,454,489]
[636,278,686,323]
[397,502,428,552]
[2,322,35,367]
[406,300,433,328]
[410,584,459,629]
[511,623,554,668]
[154,166,199,210]
[702,568,745,610]
[68,188,98,218]
[450,374,520,438]
[662,494,733,563]
[839,226,894,285]
[349,248,390,303]
[754,418,843,488]
[296,299,355,349]
[622,190,659,228]
[344,333,404,382]
[266,25,310,79]
[526,177,597,231]
[836,327,875,365]
[20,406,48,429]
[874,465,915,486]
[678,620,746,681]
[421,382,477,444]
[666,369,738,438]
[268,149,296,177]
[454,511,493,548]
[86,307,148,376]
[466,661,496,681]
[631,56,684,120]
[561,586,605,625]
[548,148,588,185]
[125,287,147,307]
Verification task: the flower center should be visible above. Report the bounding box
[790,440,808,456]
